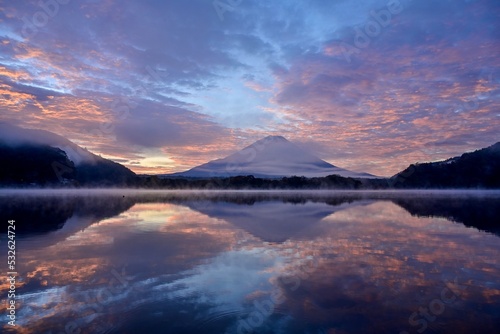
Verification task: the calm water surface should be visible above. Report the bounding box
[0,190,499,333]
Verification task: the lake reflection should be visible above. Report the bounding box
[1,191,499,333]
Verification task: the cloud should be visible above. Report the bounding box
[114,102,231,148]
[2,78,64,101]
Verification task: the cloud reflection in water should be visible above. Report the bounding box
[0,192,499,333]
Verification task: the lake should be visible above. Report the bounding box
[1,190,499,333]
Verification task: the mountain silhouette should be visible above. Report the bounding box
[391,142,500,188]
[0,123,136,186]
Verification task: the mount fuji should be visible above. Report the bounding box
[165,135,376,179]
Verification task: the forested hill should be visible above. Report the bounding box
[391,142,500,188]
[0,142,136,187]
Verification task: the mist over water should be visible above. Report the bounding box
[1,190,499,333]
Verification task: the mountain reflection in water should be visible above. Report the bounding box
[0,191,499,333]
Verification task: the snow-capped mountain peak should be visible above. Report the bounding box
[166,136,376,178]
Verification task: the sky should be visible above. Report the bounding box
[0,0,499,176]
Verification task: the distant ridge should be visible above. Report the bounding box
[0,123,136,186]
[164,135,376,179]
[391,141,500,188]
